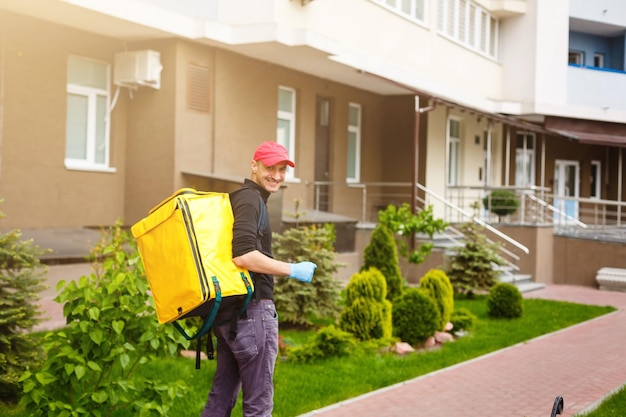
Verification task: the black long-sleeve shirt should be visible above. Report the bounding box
[229,179,274,300]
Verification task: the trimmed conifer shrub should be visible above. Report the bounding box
[339,268,392,341]
[362,224,404,301]
[392,288,440,346]
[273,223,343,327]
[487,282,523,319]
[0,214,47,402]
[444,222,504,296]
[419,269,454,331]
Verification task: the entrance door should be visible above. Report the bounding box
[315,96,331,211]
[554,160,580,223]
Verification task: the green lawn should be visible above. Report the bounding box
[1,297,616,417]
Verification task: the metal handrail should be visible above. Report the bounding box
[416,183,530,254]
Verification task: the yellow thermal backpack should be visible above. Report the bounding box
[131,188,262,366]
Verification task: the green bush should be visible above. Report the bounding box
[419,269,454,331]
[482,189,520,221]
[273,224,343,327]
[392,288,440,346]
[19,222,189,416]
[362,224,404,301]
[0,212,48,403]
[339,268,392,341]
[450,307,477,332]
[487,283,523,319]
[444,222,504,296]
[288,325,356,363]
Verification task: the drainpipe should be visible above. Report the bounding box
[505,126,510,186]
[411,96,435,250]
[412,96,436,216]
[619,148,623,226]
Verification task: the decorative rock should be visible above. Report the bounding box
[434,331,454,344]
[392,341,415,355]
[423,336,437,349]
[445,322,454,331]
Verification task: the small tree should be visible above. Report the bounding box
[378,203,448,265]
[20,222,189,416]
[273,223,343,327]
[362,224,404,301]
[339,268,392,341]
[483,189,520,222]
[0,210,48,402]
[444,222,504,297]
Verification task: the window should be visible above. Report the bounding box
[374,0,426,24]
[568,50,584,66]
[590,160,601,199]
[437,0,498,59]
[277,86,296,178]
[346,103,361,183]
[447,118,461,186]
[593,53,605,68]
[515,132,535,186]
[65,56,113,171]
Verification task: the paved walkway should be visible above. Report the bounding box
[33,259,626,417]
[298,286,626,417]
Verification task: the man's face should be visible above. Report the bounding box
[251,160,288,193]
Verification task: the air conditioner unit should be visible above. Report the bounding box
[114,50,163,90]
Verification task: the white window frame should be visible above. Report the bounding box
[277,86,297,179]
[591,160,601,199]
[346,103,362,183]
[515,132,536,187]
[65,56,114,172]
[437,0,499,59]
[447,117,461,186]
[373,0,427,25]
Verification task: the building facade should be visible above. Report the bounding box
[0,0,625,285]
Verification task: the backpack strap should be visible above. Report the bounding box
[253,194,268,301]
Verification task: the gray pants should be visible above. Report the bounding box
[201,299,279,417]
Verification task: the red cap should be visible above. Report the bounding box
[253,141,295,167]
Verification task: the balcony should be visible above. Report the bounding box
[567,64,626,111]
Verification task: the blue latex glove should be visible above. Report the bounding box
[288,262,317,282]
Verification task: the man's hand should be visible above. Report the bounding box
[288,262,317,282]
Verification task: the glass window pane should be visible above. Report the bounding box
[414,0,424,20]
[277,118,291,151]
[449,119,460,138]
[348,105,359,127]
[278,88,293,113]
[66,93,88,159]
[401,0,410,14]
[347,132,357,178]
[95,95,107,164]
[68,56,107,89]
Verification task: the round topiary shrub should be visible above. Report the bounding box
[482,189,520,221]
[419,269,454,331]
[487,282,523,318]
[392,288,440,345]
[450,307,477,332]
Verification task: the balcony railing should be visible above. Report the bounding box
[312,180,626,245]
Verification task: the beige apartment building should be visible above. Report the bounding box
[1,0,626,287]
